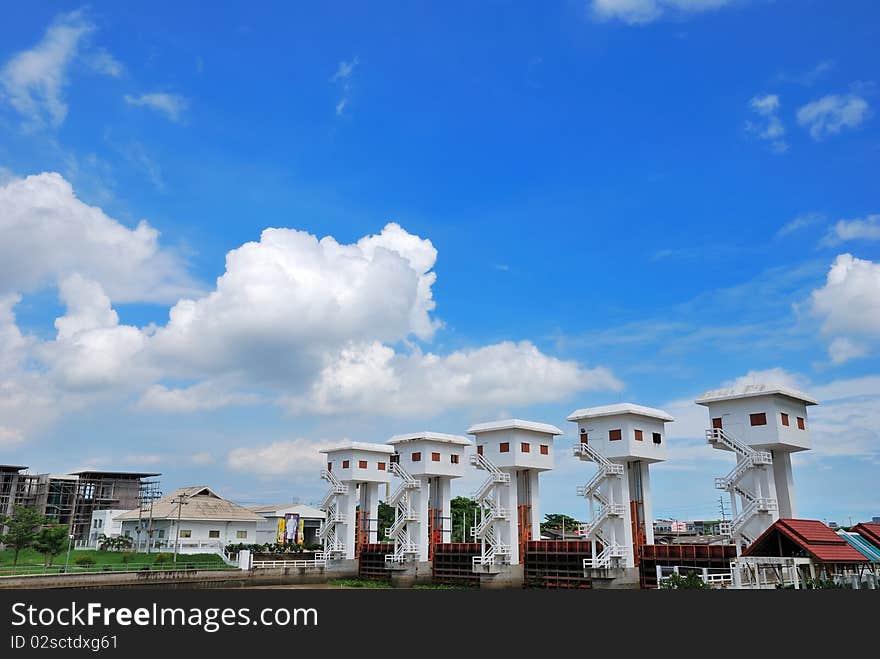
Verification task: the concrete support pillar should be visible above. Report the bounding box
[436,477,452,544]
[529,470,541,542]
[341,489,358,560]
[641,462,655,545]
[619,463,635,569]
[772,451,796,518]
[359,482,381,544]
[416,477,430,562]
[500,471,519,565]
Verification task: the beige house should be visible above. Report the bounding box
[116,486,262,554]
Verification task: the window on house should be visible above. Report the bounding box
[499,442,510,453]
[179,530,191,538]
[451,454,460,464]
[158,530,165,538]
[209,530,220,538]
[432,452,441,462]
[749,413,767,426]
[797,417,806,430]
[781,413,790,427]
[342,460,350,469]
[358,460,368,469]
[412,452,421,462]
[540,445,549,455]
[634,429,643,441]
[712,417,723,429]
[477,445,483,456]
[653,432,662,444]
[236,530,248,539]
[609,429,622,441]
[378,462,386,471]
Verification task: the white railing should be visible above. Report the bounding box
[319,469,349,559]
[469,453,511,570]
[584,543,625,569]
[385,462,421,564]
[252,553,327,569]
[708,427,776,551]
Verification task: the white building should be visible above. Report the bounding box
[319,442,394,560]
[467,419,562,571]
[385,431,472,563]
[86,509,127,548]
[247,503,325,546]
[116,486,262,555]
[567,403,674,569]
[696,384,818,551]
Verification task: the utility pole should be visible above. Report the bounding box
[718,496,729,521]
[170,494,189,564]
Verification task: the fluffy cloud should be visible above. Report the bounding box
[40,275,149,391]
[124,93,189,122]
[820,214,880,246]
[810,255,880,358]
[137,381,261,413]
[0,11,117,129]
[797,94,870,140]
[150,222,439,381]
[591,0,738,25]
[228,438,336,477]
[745,94,787,153]
[0,172,197,302]
[286,340,623,416]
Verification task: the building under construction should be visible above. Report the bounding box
[0,466,161,545]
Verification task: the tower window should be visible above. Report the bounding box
[412,452,421,462]
[749,413,767,426]
[342,460,350,469]
[797,417,806,430]
[499,442,510,453]
[451,454,460,464]
[377,462,386,471]
[431,452,441,462]
[652,432,662,445]
[540,445,549,455]
[327,462,332,472]
[712,418,723,429]
[634,429,643,441]
[520,443,530,453]
[781,413,790,427]
[609,429,622,441]
[477,445,483,456]
[358,460,368,469]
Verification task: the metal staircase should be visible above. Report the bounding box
[385,462,421,564]
[319,469,349,558]
[574,442,626,568]
[469,453,511,570]
[706,428,777,550]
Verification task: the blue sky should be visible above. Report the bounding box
[0,1,878,524]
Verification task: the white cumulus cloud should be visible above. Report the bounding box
[797,94,870,140]
[228,438,337,477]
[745,94,787,153]
[0,172,198,302]
[820,214,880,246]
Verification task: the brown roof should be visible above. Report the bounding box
[744,518,867,563]
[116,486,262,522]
[852,523,880,549]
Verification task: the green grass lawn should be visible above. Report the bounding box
[0,549,227,576]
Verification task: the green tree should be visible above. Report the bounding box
[377,502,395,540]
[540,513,581,536]
[0,505,47,567]
[32,524,69,566]
[659,572,712,590]
[450,497,480,543]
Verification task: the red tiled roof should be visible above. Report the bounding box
[744,518,866,563]
[852,523,880,549]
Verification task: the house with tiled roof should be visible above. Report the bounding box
[851,523,880,550]
[743,518,867,564]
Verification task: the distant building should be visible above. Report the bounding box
[116,486,262,555]
[86,509,127,548]
[0,465,160,546]
[247,503,325,546]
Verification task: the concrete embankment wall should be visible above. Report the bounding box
[0,563,358,590]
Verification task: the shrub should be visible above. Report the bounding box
[659,572,711,590]
[153,552,172,564]
[74,555,96,568]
